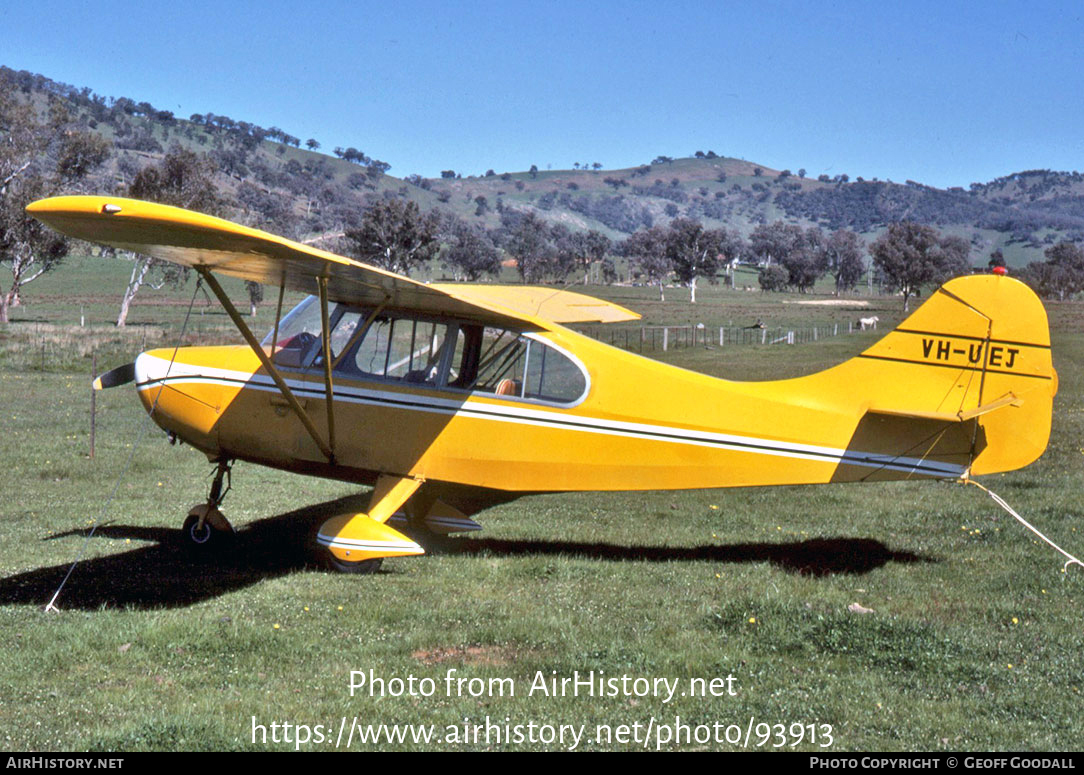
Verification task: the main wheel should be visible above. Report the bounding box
[323,550,383,575]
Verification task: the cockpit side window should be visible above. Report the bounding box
[263,300,587,404]
[451,325,588,405]
[346,317,449,385]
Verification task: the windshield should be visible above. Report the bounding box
[261,296,337,368]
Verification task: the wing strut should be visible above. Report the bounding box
[317,277,337,459]
[270,280,286,352]
[197,268,335,464]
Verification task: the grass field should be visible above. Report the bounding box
[1,264,1082,752]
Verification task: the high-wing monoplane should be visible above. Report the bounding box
[27,196,1057,573]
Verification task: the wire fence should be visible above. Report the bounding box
[578,321,868,352]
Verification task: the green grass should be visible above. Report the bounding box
[1,271,1082,751]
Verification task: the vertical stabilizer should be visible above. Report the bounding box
[851,275,1055,476]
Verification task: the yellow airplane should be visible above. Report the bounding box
[27,196,1057,573]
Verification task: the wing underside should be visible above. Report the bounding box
[26,196,639,328]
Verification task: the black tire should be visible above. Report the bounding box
[181,513,232,550]
[323,550,383,575]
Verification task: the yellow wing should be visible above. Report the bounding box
[430,283,640,324]
[26,195,639,328]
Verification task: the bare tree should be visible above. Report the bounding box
[1,79,111,322]
[116,147,220,326]
[0,177,68,323]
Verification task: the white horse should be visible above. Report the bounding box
[858,315,879,330]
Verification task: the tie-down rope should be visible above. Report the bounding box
[960,477,1084,574]
[44,278,204,612]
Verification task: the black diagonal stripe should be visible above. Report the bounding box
[893,328,1050,349]
[857,353,1051,380]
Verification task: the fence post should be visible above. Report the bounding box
[90,352,96,460]
[663,328,668,351]
[788,331,794,345]
[834,323,838,337]
[814,326,818,341]
[761,328,766,345]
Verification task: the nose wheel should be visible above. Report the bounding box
[182,460,236,549]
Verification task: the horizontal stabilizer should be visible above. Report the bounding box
[869,392,1023,423]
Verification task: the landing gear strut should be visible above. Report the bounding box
[182,459,236,549]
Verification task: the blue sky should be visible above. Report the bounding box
[3,0,1080,188]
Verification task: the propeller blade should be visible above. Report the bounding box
[92,362,136,391]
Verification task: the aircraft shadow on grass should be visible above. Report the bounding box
[0,493,930,611]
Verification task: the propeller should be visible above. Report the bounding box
[92,362,136,391]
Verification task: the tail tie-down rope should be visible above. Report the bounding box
[43,278,204,613]
[960,477,1084,575]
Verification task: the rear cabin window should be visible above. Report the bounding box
[263,300,587,405]
[453,326,587,404]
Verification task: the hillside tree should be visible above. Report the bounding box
[665,217,725,303]
[501,211,553,283]
[439,218,500,281]
[621,226,670,300]
[825,228,866,294]
[1019,241,1084,300]
[343,198,440,276]
[869,222,971,311]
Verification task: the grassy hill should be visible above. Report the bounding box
[6,65,1084,273]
